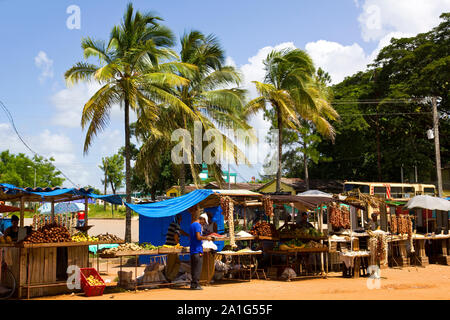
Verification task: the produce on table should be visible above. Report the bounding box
[101,242,143,254]
[95,233,123,242]
[72,232,99,242]
[281,227,323,238]
[250,221,279,237]
[23,224,72,244]
[139,242,158,250]
[86,275,104,286]
[0,236,13,244]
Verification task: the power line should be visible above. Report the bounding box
[339,111,432,117]
[0,100,80,188]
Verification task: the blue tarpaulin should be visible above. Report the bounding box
[128,189,224,264]
[124,189,214,218]
[0,183,122,205]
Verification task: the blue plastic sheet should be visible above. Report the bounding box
[125,189,214,218]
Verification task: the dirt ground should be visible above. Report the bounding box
[37,264,450,300]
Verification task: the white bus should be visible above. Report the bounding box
[343,181,436,200]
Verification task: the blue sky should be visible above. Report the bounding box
[0,0,448,191]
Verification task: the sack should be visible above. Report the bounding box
[280,268,297,281]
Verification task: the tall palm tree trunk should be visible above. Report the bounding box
[180,164,186,195]
[124,98,132,243]
[276,108,283,193]
[303,140,309,190]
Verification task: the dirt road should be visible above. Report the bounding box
[38,265,450,300]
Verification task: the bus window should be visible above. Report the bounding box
[373,186,386,198]
[423,187,436,196]
[344,184,370,194]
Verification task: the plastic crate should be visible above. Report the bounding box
[79,268,106,297]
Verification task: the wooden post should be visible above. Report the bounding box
[20,196,25,228]
[51,201,55,224]
[243,206,247,230]
[85,196,89,228]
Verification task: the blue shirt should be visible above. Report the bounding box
[189,222,203,254]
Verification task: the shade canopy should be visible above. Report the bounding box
[0,183,123,205]
[405,195,450,211]
[297,190,333,198]
[125,189,214,218]
[126,189,263,218]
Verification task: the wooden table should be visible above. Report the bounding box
[266,248,328,279]
[339,252,370,278]
[216,251,262,281]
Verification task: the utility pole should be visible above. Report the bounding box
[432,97,443,197]
[103,159,108,211]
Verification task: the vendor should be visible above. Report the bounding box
[3,214,19,242]
[297,212,315,229]
[77,210,85,227]
[201,211,218,235]
[165,213,189,245]
[189,205,212,290]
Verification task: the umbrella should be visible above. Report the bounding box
[404,195,450,211]
[297,190,333,197]
[38,202,85,214]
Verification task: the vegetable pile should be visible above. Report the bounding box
[96,233,123,242]
[23,224,72,244]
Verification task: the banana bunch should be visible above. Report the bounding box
[72,232,99,242]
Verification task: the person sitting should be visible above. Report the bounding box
[297,212,315,229]
[4,215,19,242]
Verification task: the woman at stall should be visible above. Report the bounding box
[3,214,19,242]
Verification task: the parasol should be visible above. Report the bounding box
[404,195,450,211]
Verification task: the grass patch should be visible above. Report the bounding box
[22,204,138,219]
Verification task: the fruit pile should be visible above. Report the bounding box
[23,224,72,244]
[250,221,278,237]
[281,227,324,238]
[0,236,13,244]
[140,242,158,250]
[96,233,123,242]
[86,275,104,286]
[72,232,99,242]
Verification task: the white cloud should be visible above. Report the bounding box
[34,51,54,83]
[50,82,131,128]
[357,0,450,42]
[305,40,370,84]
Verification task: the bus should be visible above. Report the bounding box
[343,181,436,200]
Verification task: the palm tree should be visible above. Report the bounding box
[246,48,338,192]
[135,31,251,193]
[65,3,195,241]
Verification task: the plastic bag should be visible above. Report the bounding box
[202,240,218,250]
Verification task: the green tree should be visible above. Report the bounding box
[136,30,250,194]
[65,4,195,242]
[246,48,338,191]
[0,151,64,187]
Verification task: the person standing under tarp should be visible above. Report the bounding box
[77,210,85,227]
[188,205,212,290]
[165,213,189,245]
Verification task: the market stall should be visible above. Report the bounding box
[125,189,263,285]
[0,183,123,299]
